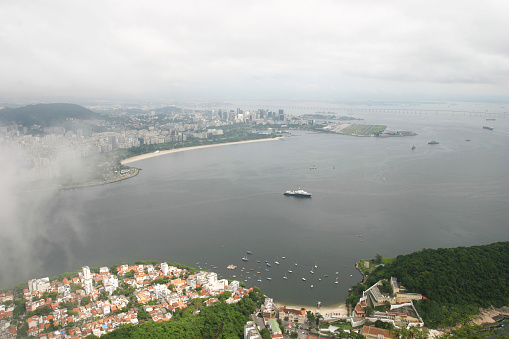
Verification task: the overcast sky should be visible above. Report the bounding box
[1,0,508,102]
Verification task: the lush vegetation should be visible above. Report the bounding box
[98,289,263,339]
[357,255,394,276]
[348,242,509,328]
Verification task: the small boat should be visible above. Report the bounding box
[324,275,328,278]
[335,278,339,284]
[257,260,261,263]
[295,262,298,266]
[257,279,262,282]
[465,139,471,141]
[242,256,249,262]
[267,277,272,280]
[283,274,288,280]
[318,278,322,282]
[266,263,271,267]
[275,258,280,265]
[247,251,252,255]
[302,277,306,281]
[483,126,494,130]
[311,285,314,288]
[281,256,286,259]
[335,272,339,275]
[288,270,293,273]
[412,145,416,150]
[428,140,439,145]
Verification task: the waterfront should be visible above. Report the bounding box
[6,108,509,307]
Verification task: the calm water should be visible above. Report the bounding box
[11,109,509,307]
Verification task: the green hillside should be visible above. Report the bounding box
[0,103,104,127]
[359,242,509,328]
[99,289,262,339]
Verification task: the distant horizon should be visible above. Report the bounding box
[1,97,509,107]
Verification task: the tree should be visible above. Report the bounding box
[307,310,315,324]
[137,309,151,322]
[260,328,271,339]
[374,320,393,330]
[375,254,383,264]
[98,291,109,301]
[365,306,374,317]
[81,296,91,306]
[315,313,323,328]
[290,331,298,338]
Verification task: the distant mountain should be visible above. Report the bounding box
[0,103,105,127]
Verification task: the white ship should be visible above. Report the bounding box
[283,189,312,198]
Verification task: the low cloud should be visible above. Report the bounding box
[0,144,87,288]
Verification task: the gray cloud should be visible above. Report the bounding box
[0,0,508,101]
[0,144,88,287]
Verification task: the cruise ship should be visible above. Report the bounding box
[283,189,312,198]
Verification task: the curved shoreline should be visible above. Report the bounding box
[120,137,283,165]
[275,301,348,316]
[59,168,140,190]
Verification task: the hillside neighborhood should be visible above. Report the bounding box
[0,257,433,339]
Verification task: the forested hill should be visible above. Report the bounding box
[365,241,509,327]
[100,289,262,339]
[0,103,104,127]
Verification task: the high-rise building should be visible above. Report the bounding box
[160,262,169,275]
[82,266,91,280]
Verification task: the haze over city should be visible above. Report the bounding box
[1,0,508,103]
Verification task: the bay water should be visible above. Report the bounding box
[11,109,509,307]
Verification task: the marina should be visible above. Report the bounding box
[220,252,345,289]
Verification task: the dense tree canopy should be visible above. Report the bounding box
[357,242,509,328]
[101,289,262,338]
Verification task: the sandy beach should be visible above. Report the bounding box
[275,302,348,317]
[121,137,282,165]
